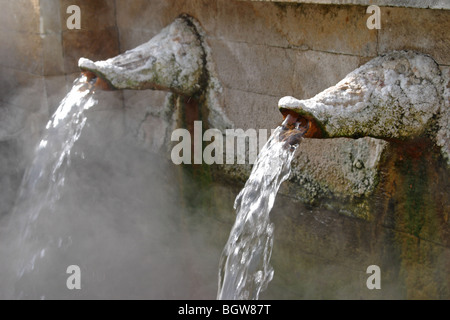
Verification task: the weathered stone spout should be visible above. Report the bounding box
[279,51,449,164]
[78,15,205,96]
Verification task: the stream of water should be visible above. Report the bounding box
[2,73,308,299]
[217,115,305,300]
[8,76,97,296]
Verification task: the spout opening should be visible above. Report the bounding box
[80,70,116,91]
[280,108,324,139]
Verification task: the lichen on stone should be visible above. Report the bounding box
[279,51,449,164]
[79,16,204,96]
[79,15,232,132]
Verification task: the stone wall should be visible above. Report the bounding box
[112,0,449,213]
[2,1,448,203]
[113,0,449,129]
[0,0,449,298]
[0,0,448,220]
[88,0,450,298]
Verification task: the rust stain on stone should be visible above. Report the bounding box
[81,71,115,91]
[280,109,323,139]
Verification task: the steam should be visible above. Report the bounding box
[0,85,229,300]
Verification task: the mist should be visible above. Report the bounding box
[0,88,234,300]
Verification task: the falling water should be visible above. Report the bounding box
[217,115,307,300]
[9,75,97,288]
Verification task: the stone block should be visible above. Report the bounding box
[267,189,450,299]
[293,50,363,98]
[0,67,47,112]
[252,3,377,57]
[222,87,281,130]
[93,90,125,112]
[209,39,296,97]
[40,0,62,34]
[284,137,389,219]
[0,0,41,33]
[214,0,289,47]
[135,113,171,152]
[0,140,23,217]
[170,0,218,36]
[117,0,218,36]
[379,7,450,66]
[42,33,65,76]
[118,28,158,52]
[116,0,174,32]
[123,90,167,115]
[0,30,43,75]
[122,90,172,150]
[0,102,28,141]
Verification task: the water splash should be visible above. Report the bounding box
[217,115,305,300]
[10,76,97,283]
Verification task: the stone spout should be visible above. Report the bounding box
[279,51,446,141]
[78,15,205,96]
